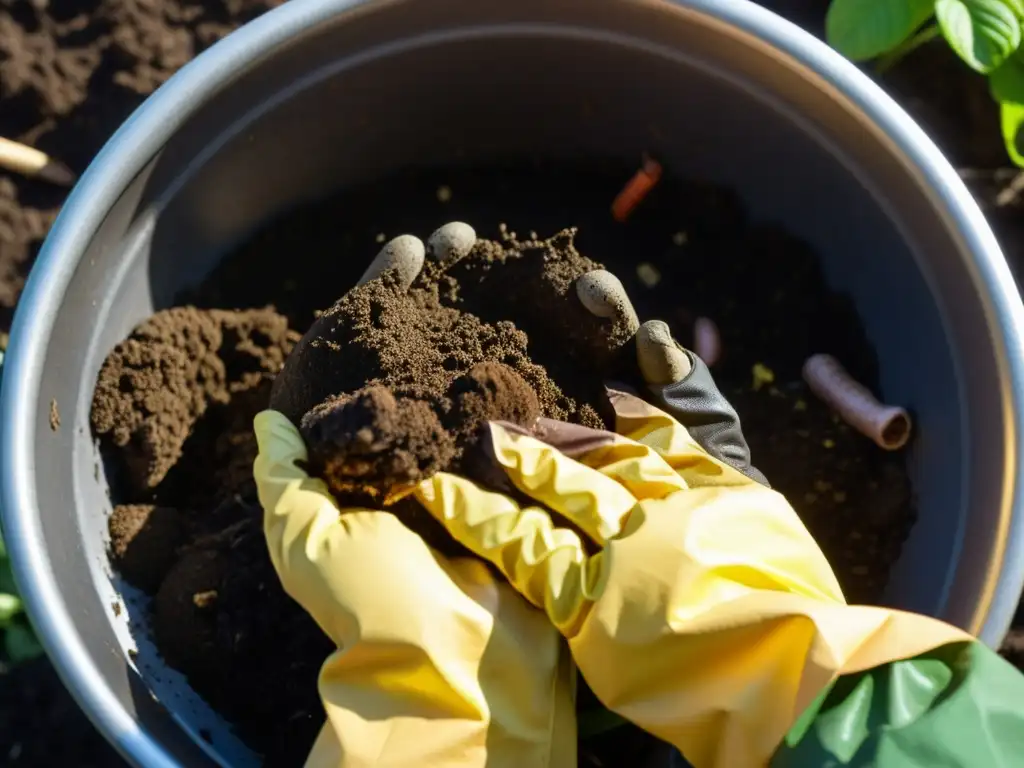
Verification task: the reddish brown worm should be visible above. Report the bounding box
[611,157,662,222]
[802,354,912,450]
[693,316,722,367]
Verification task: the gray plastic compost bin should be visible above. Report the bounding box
[3,0,1024,765]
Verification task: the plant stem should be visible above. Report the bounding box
[875,24,942,74]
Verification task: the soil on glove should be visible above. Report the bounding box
[295,364,542,550]
[271,228,632,523]
[89,161,920,764]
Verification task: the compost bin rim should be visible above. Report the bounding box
[2,0,1023,766]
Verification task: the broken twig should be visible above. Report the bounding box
[0,137,76,187]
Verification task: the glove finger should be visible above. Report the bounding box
[632,320,769,485]
[357,234,425,290]
[253,409,332,511]
[575,270,640,336]
[486,422,640,544]
[507,417,689,500]
[426,221,476,265]
[645,366,770,486]
[415,471,599,635]
[636,319,692,385]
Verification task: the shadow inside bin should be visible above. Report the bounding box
[112,586,259,768]
[99,383,333,766]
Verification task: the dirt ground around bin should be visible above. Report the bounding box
[2,0,1024,765]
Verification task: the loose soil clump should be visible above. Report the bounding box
[91,306,297,493]
[108,504,184,594]
[93,162,917,765]
[271,229,629,513]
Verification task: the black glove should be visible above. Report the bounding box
[646,346,768,487]
[572,271,767,487]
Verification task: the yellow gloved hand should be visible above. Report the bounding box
[252,410,576,768]
[414,390,970,768]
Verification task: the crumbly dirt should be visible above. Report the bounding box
[109,504,185,594]
[93,225,628,760]
[449,359,542,437]
[271,228,621,428]
[272,228,625,512]
[298,363,542,555]
[0,0,286,343]
[300,384,458,506]
[90,307,297,493]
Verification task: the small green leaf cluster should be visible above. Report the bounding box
[827,0,1024,165]
[0,534,43,664]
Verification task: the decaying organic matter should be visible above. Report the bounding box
[270,228,634,510]
[91,307,298,493]
[109,504,185,594]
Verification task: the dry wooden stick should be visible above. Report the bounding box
[0,137,76,187]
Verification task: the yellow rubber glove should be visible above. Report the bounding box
[252,410,576,768]
[414,390,970,768]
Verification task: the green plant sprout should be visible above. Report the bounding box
[826,0,1024,165]
[0,533,43,664]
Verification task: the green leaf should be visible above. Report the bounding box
[0,593,21,625]
[936,0,1022,72]
[1000,100,1024,165]
[5,622,42,663]
[990,48,1024,98]
[826,0,936,60]
[989,53,1024,164]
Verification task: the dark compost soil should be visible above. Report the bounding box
[269,227,639,528]
[2,0,1024,765]
[0,657,119,767]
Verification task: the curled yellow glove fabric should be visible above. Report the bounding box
[414,390,970,768]
[252,410,576,768]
